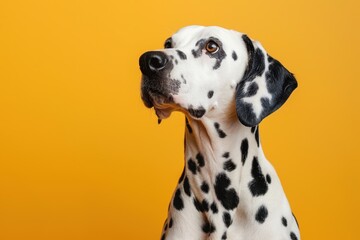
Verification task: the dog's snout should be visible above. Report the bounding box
[139,51,169,76]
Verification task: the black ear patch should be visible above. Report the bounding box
[235,35,297,127]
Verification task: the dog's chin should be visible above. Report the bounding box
[154,106,173,120]
[142,90,176,120]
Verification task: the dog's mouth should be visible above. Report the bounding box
[141,86,177,119]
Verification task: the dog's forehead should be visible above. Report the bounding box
[171,25,241,47]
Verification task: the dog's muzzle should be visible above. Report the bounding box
[139,51,175,109]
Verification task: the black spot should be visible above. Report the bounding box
[181,74,187,84]
[251,126,257,133]
[222,232,227,239]
[188,106,206,118]
[240,138,249,165]
[266,174,271,184]
[223,212,232,227]
[202,199,209,212]
[232,51,237,61]
[164,37,172,49]
[193,198,203,212]
[169,218,173,228]
[174,59,178,65]
[246,82,259,97]
[214,173,240,210]
[193,198,211,213]
[196,153,205,167]
[255,205,268,224]
[164,223,168,231]
[173,189,184,210]
[255,126,260,147]
[293,212,300,229]
[290,232,298,240]
[210,202,218,214]
[223,159,236,172]
[222,152,230,158]
[183,176,191,197]
[185,118,192,134]
[188,158,197,174]
[214,122,227,138]
[178,167,185,183]
[208,90,214,99]
[202,221,216,234]
[161,233,165,240]
[192,39,206,58]
[176,50,187,60]
[248,157,268,197]
[282,217,288,227]
[201,182,209,193]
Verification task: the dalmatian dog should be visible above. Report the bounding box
[139,26,300,240]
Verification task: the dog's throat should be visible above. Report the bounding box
[182,117,261,199]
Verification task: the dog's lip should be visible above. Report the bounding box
[142,88,174,108]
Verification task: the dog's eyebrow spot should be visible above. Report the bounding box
[232,51,238,61]
[176,50,187,60]
[192,39,206,58]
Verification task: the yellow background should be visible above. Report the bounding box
[0,0,359,239]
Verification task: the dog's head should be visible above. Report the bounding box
[139,26,297,127]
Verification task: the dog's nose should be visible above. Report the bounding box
[139,51,169,75]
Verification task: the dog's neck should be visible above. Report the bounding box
[183,115,263,201]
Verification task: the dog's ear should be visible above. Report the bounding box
[235,35,297,127]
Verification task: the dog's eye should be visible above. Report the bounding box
[164,38,172,49]
[205,40,219,54]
